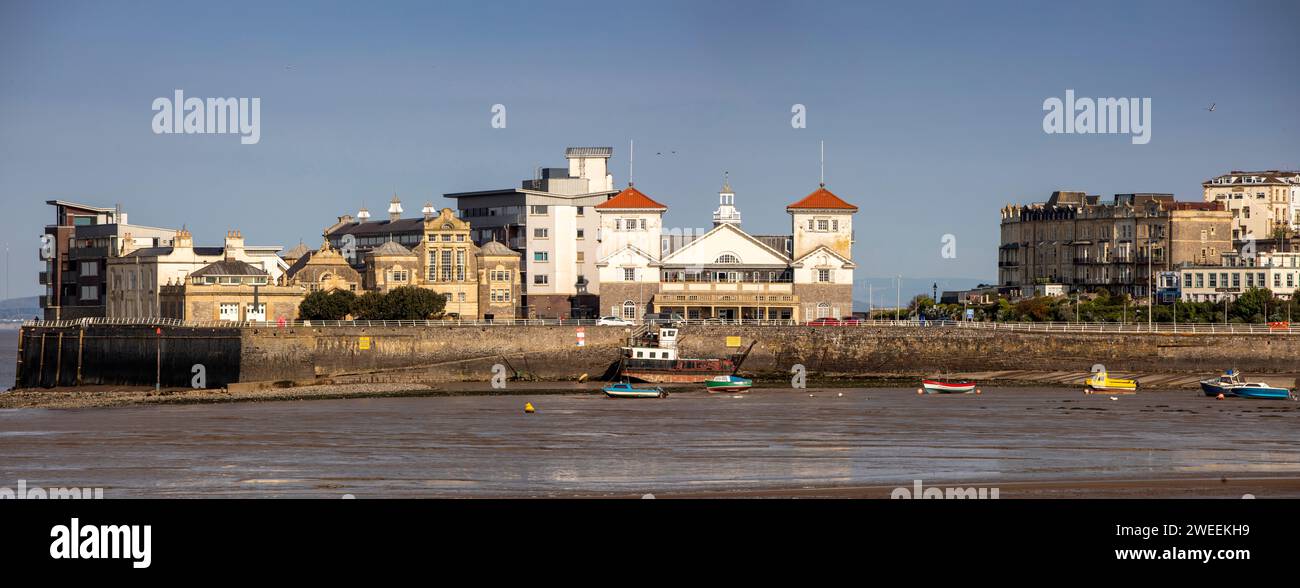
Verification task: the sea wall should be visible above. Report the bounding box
[13,323,1300,389]
[14,325,242,389]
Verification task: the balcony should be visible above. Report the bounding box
[38,271,48,285]
[68,246,108,260]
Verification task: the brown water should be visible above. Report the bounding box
[1,388,1297,497]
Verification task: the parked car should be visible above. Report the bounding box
[807,317,841,326]
[839,316,863,325]
[643,312,685,325]
[596,316,635,326]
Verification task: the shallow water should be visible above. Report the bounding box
[1,387,1297,497]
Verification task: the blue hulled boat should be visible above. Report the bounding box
[1200,369,1293,400]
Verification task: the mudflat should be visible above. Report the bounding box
[1,387,1296,498]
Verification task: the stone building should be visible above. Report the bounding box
[160,258,305,322]
[107,229,288,318]
[365,240,421,292]
[283,239,363,293]
[476,240,522,320]
[595,180,857,322]
[1202,170,1300,241]
[998,191,1232,297]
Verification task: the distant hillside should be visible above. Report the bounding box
[0,296,40,320]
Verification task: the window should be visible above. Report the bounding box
[245,303,266,321]
[80,285,98,301]
[576,206,584,216]
[79,261,98,277]
[817,269,831,283]
[715,253,740,264]
[533,228,549,238]
[219,303,239,321]
[533,274,549,285]
[817,219,829,231]
[534,251,549,262]
[576,229,584,239]
[622,301,636,319]
[576,252,584,262]
[458,292,466,302]
[441,250,452,281]
[816,302,831,318]
[530,205,548,215]
[624,268,636,281]
[639,218,646,230]
[456,249,465,281]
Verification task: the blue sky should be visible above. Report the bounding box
[2,0,1297,300]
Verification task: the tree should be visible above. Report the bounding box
[298,289,357,320]
[351,291,386,320]
[1231,287,1276,323]
[908,295,935,318]
[377,286,445,320]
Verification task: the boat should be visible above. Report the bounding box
[1200,369,1293,400]
[920,379,977,394]
[1085,371,1138,393]
[615,327,755,384]
[705,374,753,393]
[603,382,667,399]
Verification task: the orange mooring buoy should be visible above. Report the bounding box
[524,402,536,413]
[1216,393,1225,400]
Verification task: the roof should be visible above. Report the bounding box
[478,241,519,256]
[565,147,613,158]
[282,242,310,259]
[1204,170,1300,185]
[370,240,414,256]
[594,186,668,210]
[45,200,116,213]
[786,186,858,211]
[191,259,267,277]
[122,246,225,258]
[326,217,427,238]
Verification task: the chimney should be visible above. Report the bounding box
[119,232,137,256]
[224,230,245,261]
[174,228,194,250]
[388,193,403,222]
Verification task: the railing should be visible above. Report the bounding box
[19,317,1300,335]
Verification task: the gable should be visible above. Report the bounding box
[791,245,856,269]
[597,244,659,266]
[661,223,790,266]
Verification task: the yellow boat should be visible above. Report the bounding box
[1085,371,1139,394]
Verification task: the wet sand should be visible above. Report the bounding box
[2,387,1297,498]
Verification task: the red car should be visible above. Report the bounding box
[839,316,863,325]
[807,317,841,326]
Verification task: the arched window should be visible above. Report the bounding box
[816,302,831,318]
[715,253,741,264]
[622,300,637,319]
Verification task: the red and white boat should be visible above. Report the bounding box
[920,379,978,394]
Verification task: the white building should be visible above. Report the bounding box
[596,180,857,322]
[444,147,619,318]
[1179,251,1300,303]
[1202,170,1300,241]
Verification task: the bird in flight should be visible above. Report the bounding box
[1205,102,1216,112]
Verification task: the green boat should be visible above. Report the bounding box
[705,375,753,393]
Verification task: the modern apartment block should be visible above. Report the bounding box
[1179,251,1300,303]
[998,191,1232,298]
[40,200,177,320]
[1202,170,1300,241]
[444,147,619,318]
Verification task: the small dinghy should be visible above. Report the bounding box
[1085,371,1138,394]
[705,374,753,393]
[603,382,667,399]
[1200,369,1293,400]
[920,379,978,394]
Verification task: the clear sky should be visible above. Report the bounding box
[1,0,1297,299]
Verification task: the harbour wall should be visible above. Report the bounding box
[12,324,1300,389]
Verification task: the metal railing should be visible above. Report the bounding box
[19,316,1300,335]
